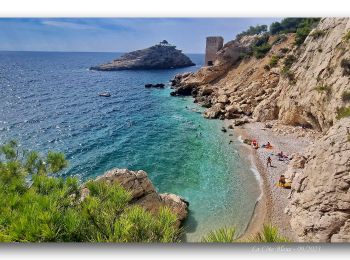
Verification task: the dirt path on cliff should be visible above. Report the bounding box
[230,121,315,241]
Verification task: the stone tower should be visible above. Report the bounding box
[205,36,224,66]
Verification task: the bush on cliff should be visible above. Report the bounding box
[336,106,350,120]
[269,18,321,46]
[269,55,280,67]
[236,25,268,40]
[270,18,321,35]
[0,141,179,242]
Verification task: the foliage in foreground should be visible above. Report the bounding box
[201,227,237,243]
[201,224,290,243]
[0,141,179,242]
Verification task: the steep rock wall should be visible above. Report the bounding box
[285,118,350,242]
[255,18,350,132]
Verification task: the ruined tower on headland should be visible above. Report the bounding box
[205,36,224,66]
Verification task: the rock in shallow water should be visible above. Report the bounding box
[145,83,165,88]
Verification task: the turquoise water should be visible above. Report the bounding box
[0,51,260,242]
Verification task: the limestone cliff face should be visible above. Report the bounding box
[172,18,350,133]
[90,43,195,71]
[285,118,350,242]
[171,34,295,122]
[256,18,350,132]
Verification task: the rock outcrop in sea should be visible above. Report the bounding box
[81,168,189,227]
[90,41,195,71]
[170,17,350,242]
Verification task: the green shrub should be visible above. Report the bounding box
[202,227,237,243]
[264,64,270,71]
[340,58,350,76]
[336,106,350,119]
[310,29,325,38]
[0,142,179,242]
[281,54,297,83]
[271,34,288,45]
[247,224,290,243]
[236,24,268,40]
[281,68,296,83]
[295,26,312,46]
[342,91,350,102]
[315,83,331,94]
[239,51,252,59]
[253,43,272,59]
[269,55,280,67]
[284,54,297,69]
[280,47,290,54]
[343,31,350,42]
[202,224,290,243]
[270,18,321,35]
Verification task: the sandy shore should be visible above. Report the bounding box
[226,120,318,241]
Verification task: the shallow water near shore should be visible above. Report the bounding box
[0,51,260,242]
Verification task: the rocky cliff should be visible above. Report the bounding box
[171,17,350,242]
[256,18,350,132]
[171,18,350,132]
[81,168,189,227]
[285,118,350,242]
[90,42,195,71]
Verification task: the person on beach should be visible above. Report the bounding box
[252,139,259,149]
[262,142,272,149]
[267,156,272,167]
[279,175,286,186]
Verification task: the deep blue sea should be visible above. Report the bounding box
[0,51,260,241]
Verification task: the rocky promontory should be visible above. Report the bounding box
[90,41,195,71]
[81,168,189,227]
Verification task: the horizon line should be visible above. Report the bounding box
[0,49,205,55]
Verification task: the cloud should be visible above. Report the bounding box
[41,20,100,30]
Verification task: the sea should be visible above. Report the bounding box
[0,51,261,242]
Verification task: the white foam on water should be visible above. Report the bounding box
[237,135,244,143]
[250,164,263,202]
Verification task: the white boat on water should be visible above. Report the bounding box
[98,92,111,97]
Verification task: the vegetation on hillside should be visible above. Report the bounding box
[315,82,331,94]
[336,107,350,120]
[0,141,179,242]
[269,18,321,46]
[281,54,297,83]
[236,25,268,40]
[236,18,321,61]
[341,58,350,76]
[342,91,350,102]
[201,224,290,243]
[269,55,280,67]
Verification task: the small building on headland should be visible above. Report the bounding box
[157,40,176,48]
[205,36,224,66]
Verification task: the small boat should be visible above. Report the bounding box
[98,92,111,97]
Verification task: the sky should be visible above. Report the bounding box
[0,18,281,53]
